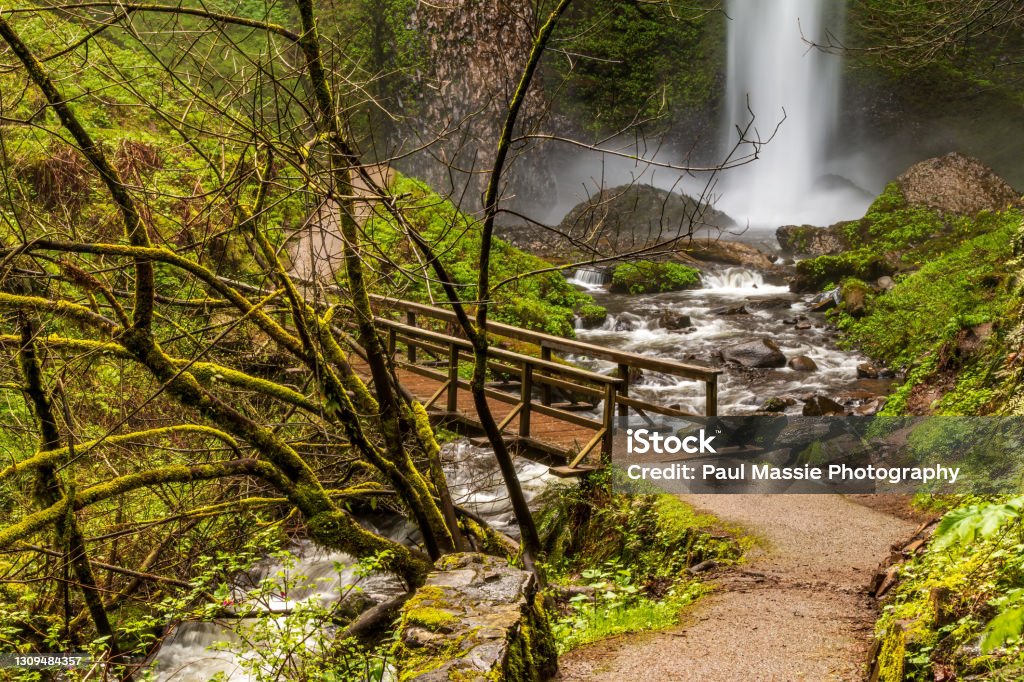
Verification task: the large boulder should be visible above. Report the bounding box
[558,184,735,252]
[721,338,787,368]
[895,152,1021,216]
[395,553,557,681]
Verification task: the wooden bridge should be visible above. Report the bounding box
[367,296,722,477]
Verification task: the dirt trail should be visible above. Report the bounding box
[557,495,918,682]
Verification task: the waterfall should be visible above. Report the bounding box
[567,267,610,290]
[718,1,865,229]
[701,268,791,295]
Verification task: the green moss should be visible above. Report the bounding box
[839,214,1018,377]
[794,248,893,292]
[576,303,608,328]
[610,261,701,295]
[406,606,458,633]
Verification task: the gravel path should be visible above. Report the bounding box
[557,494,918,681]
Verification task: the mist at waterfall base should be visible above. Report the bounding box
[538,0,877,234]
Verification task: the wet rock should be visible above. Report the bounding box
[783,318,798,325]
[896,152,1021,216]
[853,397,887,416]
[614,317,638,332]
[809,287,840,312]
[762,396,797,412]
[857,363,894,379]
[802,395,846,416]
[788,355,818,372]
[658,310,692,330]
[721,338,787,368]
[711,304,750,316]
[747,297,793,311]
[795,321,812,330]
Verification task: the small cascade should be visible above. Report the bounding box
[567,267,610,290]
[701,268,791,295]
[148,444,554,681]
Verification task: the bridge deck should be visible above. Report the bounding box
[355,297,722,474]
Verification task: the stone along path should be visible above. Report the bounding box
[557,494,918,681]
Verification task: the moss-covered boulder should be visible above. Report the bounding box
[610,261,701,295]
[839,279,875,318]
[792,249,895,293]
[394,553,557,681]
[558,185,733,254]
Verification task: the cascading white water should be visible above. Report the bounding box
[701,267,790,295]
[567,268,610,290]
[718,0,867,229]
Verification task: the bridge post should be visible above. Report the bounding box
[519,363,533,438]
[540,346,552,406]
[406,311,417,363]
[705,375,718,417]
[446,343,459,414]
[601,381,616,466]
[617,363,629,427]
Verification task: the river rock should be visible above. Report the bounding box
[762,396,797,412]
[748,297,792,311]
[659,310,692,330]
[395,553,556,680]
[721,338,787,368]
[896,152,1021,216]
[712,304,750,316]
[810,287,840,312]
[802,395,846,416]
[857,362,895,379]
[788,355,818,372]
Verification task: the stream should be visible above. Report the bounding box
[150,263,886,680]
[569,266,889,416]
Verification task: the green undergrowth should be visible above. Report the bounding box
[794,183,1009,292]
[365,174,602,337]
[874,496,1024,681]
[610,260,702,295]
[536,475,745,653]
[807,180,1023,416]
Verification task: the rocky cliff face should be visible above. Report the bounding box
[400,1,556,218]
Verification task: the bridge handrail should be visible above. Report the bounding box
[370,294,722,383]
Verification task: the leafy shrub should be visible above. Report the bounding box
[610,261,701,294]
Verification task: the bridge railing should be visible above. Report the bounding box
[370,295,722,471]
